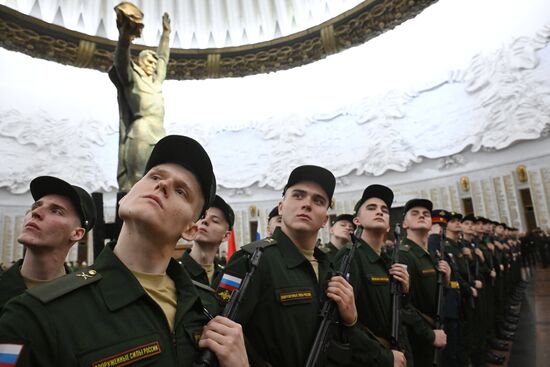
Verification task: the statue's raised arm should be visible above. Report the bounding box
[156,13,171,83]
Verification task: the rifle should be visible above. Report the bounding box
[433,224,446,367]
[194,246,265,367]
[305,225,363,367]
[390,224,402,350]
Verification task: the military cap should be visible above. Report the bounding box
[448,211,463,221]
[403,198,433,216]
[145,135,216,218]
[332,214,356,229]
[210,195,235,230]
[30,176,96,232]
[461,214,477,223]
[431,209,451,225]
[283,165,335,204]
[353,184,394,213]
[475,216,489,224]
[268,206,280,221]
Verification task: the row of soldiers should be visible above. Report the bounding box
[0,134,532,367]
[322,208,529,367]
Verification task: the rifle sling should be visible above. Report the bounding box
[358,323,391,349]
[417,310,436,328]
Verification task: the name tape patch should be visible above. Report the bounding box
[279,290,313,303]
[368,275,390,284]
[92,342,161,367]
[421,268,436,276]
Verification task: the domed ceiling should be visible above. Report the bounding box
[0,0,437,78]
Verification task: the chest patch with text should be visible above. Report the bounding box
[420,268,436,277]
[277,289,313,305]
[91,342,161,367]
[367,275,390,284]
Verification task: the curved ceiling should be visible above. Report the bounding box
[1,0,364,48]
[0,0,438,79]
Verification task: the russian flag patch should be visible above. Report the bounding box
[0,343,23,367]
[219,274,242,291]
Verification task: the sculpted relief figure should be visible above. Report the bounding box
[109,2,171,191]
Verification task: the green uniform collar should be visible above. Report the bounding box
[272,227,328,269]
[180,249,206,279]
[403,237,432,259]
[358,238,383,264]
[96,244,201,319]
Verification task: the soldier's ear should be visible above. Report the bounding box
[181,222,198,242]
[70,227,85,243]
[222,230,231,243]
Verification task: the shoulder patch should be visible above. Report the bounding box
[27,269,101,303]
[241,237,277,254]
[192,280,216,294]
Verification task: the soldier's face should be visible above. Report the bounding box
[119,163,204,242]
[461,220,475,235]
[267,215,282,236]
[403,207,431,231]
[194,207,230,245]
[279,182,329,234]
[495,225,504,236]
[18,194,84,249]
[447,218,462,233]
[139,54,158,76]
[354,197,389,233]
[330,220,354,241]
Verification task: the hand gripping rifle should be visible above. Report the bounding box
[194,246,265,367]
[433,224,446,367]
[305,225,364,367]
[390,224,402,350]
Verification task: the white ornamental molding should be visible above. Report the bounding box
[0,109,118,193]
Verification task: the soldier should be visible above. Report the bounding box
[322,214,355,261]
[336,184,410,367]
[399,199,450,367]
[180,195,234,286]
[216,165,365,366]
[473,217,506,365]
[266,205,282,236]
[0,176,96,309]
[431,210,471,367]
[0,135,248,367]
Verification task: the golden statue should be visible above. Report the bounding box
[109,2,171,191]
